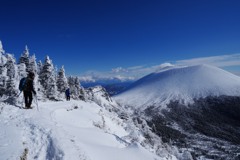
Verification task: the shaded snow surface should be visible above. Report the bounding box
[115,64,240,109]
[0,100,173,160]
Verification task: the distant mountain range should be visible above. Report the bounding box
[81,80,134,96]
[114,64,240,159]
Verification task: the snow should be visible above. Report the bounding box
[115,64,240,109]
[0,41,4,54]
[0,99,172,160]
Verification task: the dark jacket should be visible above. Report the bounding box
[23,77,36,94]
[65,89,70,96]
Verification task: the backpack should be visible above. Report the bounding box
[65,89,70,96]
[19,77,27,91]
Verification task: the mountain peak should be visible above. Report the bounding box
[115,64,240,109]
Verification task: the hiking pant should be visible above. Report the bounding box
[66,96,70,101]
[23,91,33,108]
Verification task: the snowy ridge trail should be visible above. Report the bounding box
[22,118,64,160]
[0,100,171,160]
[0,102,64,160]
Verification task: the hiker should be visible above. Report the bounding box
[65,88,70,101]
[23,72,36,109]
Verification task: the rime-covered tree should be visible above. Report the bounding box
[37,60,43,75]
[39,56,58,99]
[46,75,58,99]
[5,54,17,79]
[67,76,76,98]
[19,45,30,72]
[0,44,18,97]
[0,40,6,66]
[67,76,84,99]
[0,41,87,101]
[5,77,18,96]
[28,54,37,73]
[0,42,7,96]
[5,54,18,95]
[56,66,68,93]
[39,56,52,89]
[18,63,27,79]
[73,77,81,98]
[75,77,85,100]
[0,41,5,54]
[0,63,7,96]
[74,77,82,96]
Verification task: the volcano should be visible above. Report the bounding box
[114,64,240,159]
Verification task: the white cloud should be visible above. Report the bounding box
[79,53,240,83]
[176,53,240,67]
[78,76,96,83]
[111,67,128,73]
[79,63,174,83]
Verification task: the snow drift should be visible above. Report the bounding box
[0,100,173,160]
[115,64,240,108]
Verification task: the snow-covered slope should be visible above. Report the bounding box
[115,64,240,108]
[0,100,178,160]
[85,85,118,107]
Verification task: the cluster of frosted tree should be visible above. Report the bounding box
[0,41,84,100]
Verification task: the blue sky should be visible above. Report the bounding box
[0,0,240,79]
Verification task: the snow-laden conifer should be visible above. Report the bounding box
[46,74,58,100]
[5,54,17,79]
[5,78,18,96]
[0,52,7,96]
[56,66,68,93]
[74,77,85,100]
[67,76,75,97]
[19,45,30,72]
[37,60,42,75]
[0,41,84,101]
[67,76,78,99]
[39,56,58,99]
[18,63,27,79]
[0,40,5,54]
[29,54,38,73]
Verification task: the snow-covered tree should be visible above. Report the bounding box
[0,56,7,96]
[18,63,27,79]
[0,41,86,102]
[0,63,7,89]
[46,75,58,99]
[5,54,17,79]
[39,56,58,99]
[0,42,7,96]
[0,41,7,66]
[28,54,37,73]
[5,54,18,96]
[68,76,76,98]
[0,40,5,54]
[0,43,18,97]
[5,78,18,96]
[67,76,74,91]
[37,60,43,75]
[74,77,85,99]
[56,66,68,93]
[67,76,84,100]
[39,56,53,89]
[19,45,30,72]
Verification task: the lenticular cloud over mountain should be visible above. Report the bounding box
[115,64,240,108]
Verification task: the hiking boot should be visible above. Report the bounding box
[25,103,32,109]
[28,104,33,109]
